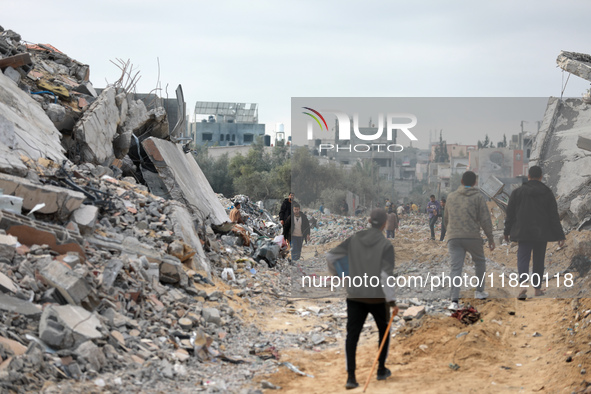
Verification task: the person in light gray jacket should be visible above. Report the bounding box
[444,171,495,310]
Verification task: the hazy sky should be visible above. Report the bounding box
[3,0,591,148]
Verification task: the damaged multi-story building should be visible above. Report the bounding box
[187,101,267,147]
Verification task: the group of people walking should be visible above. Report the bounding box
[325,166,565,389]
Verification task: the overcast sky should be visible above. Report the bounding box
[3,0,591,148]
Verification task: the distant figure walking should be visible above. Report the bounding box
[427,195,441,240]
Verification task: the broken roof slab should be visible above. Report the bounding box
[142,137,230,226]
[557,51,591,82]
[0,70,67,164]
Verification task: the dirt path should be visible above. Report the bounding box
[264,297,590,393]
[259,226,591,393]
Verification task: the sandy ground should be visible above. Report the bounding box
[264,297,591,393]
[255,221,591,393]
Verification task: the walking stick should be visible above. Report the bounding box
[363,309,396,393]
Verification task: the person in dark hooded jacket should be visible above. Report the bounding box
[326,209,398,389]
[279,192,294,237]
[504,165,565,299]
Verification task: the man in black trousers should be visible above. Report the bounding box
[504,165,565,299]
[326,208,398,389]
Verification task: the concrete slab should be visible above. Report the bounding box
[39,260,91,306]
[169,204,211,277]
[0,293,41,316]
[73,86,120,165]
[142,137,230,226]
[0,272,17,294]
[70,205,98,235]
[557,51,591,82]
[159,255,189,287]
[0,172,85,218]
[0,71,67,164]
[39,304,103,349]
[0,233,17,261]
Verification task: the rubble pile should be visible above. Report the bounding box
[0,25,317,391]
[0,25,171,177]
[307,214,368,245]
[0,159,326,392]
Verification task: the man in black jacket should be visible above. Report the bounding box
[279,192,294,237]
[504,166,565,299]
[284,202,310,261]
[326,208,398,389]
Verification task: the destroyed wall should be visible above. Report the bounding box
[0,71,66,176]
[529,97,591,230]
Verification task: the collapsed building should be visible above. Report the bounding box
[0,26,297,392]
[530,51,591,231]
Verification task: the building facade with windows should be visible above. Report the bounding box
[188,101,265,146]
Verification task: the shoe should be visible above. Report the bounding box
[345,376,359,389]
[448,301,459,310]
[517,290,527,300]
[377,368,391,381]
[475,291,489,300]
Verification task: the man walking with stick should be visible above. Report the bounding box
[326,208,398,389]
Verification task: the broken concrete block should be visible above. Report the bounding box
[70,205,98,235]
[142,138,230,226]
[3,66,20,85]
[113,130,132,159]
[0,72,67,163]
[60,253,80,268]
[102,259,123,289]
[86,235,162,262]
[202,308,221,326]
[0,293,41,316]
[159,255,189,287]
[0,172,85,218]
[0,209,85,260]
[45,103,66,125]
[123,98,149,135]
[557,51,591,82]
[75,341,106,372]
[0,233,17,261]
[39,305,103,349]
[74,81,97,98]
[73,86,120,165]
[146,107,169,139]
[0,272,17,294]
[403,305,426,320]
[169,205,211,276]
[39,260,90,306]
[0,194,23,214]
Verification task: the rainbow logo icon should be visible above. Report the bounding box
[302,107,329,132]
